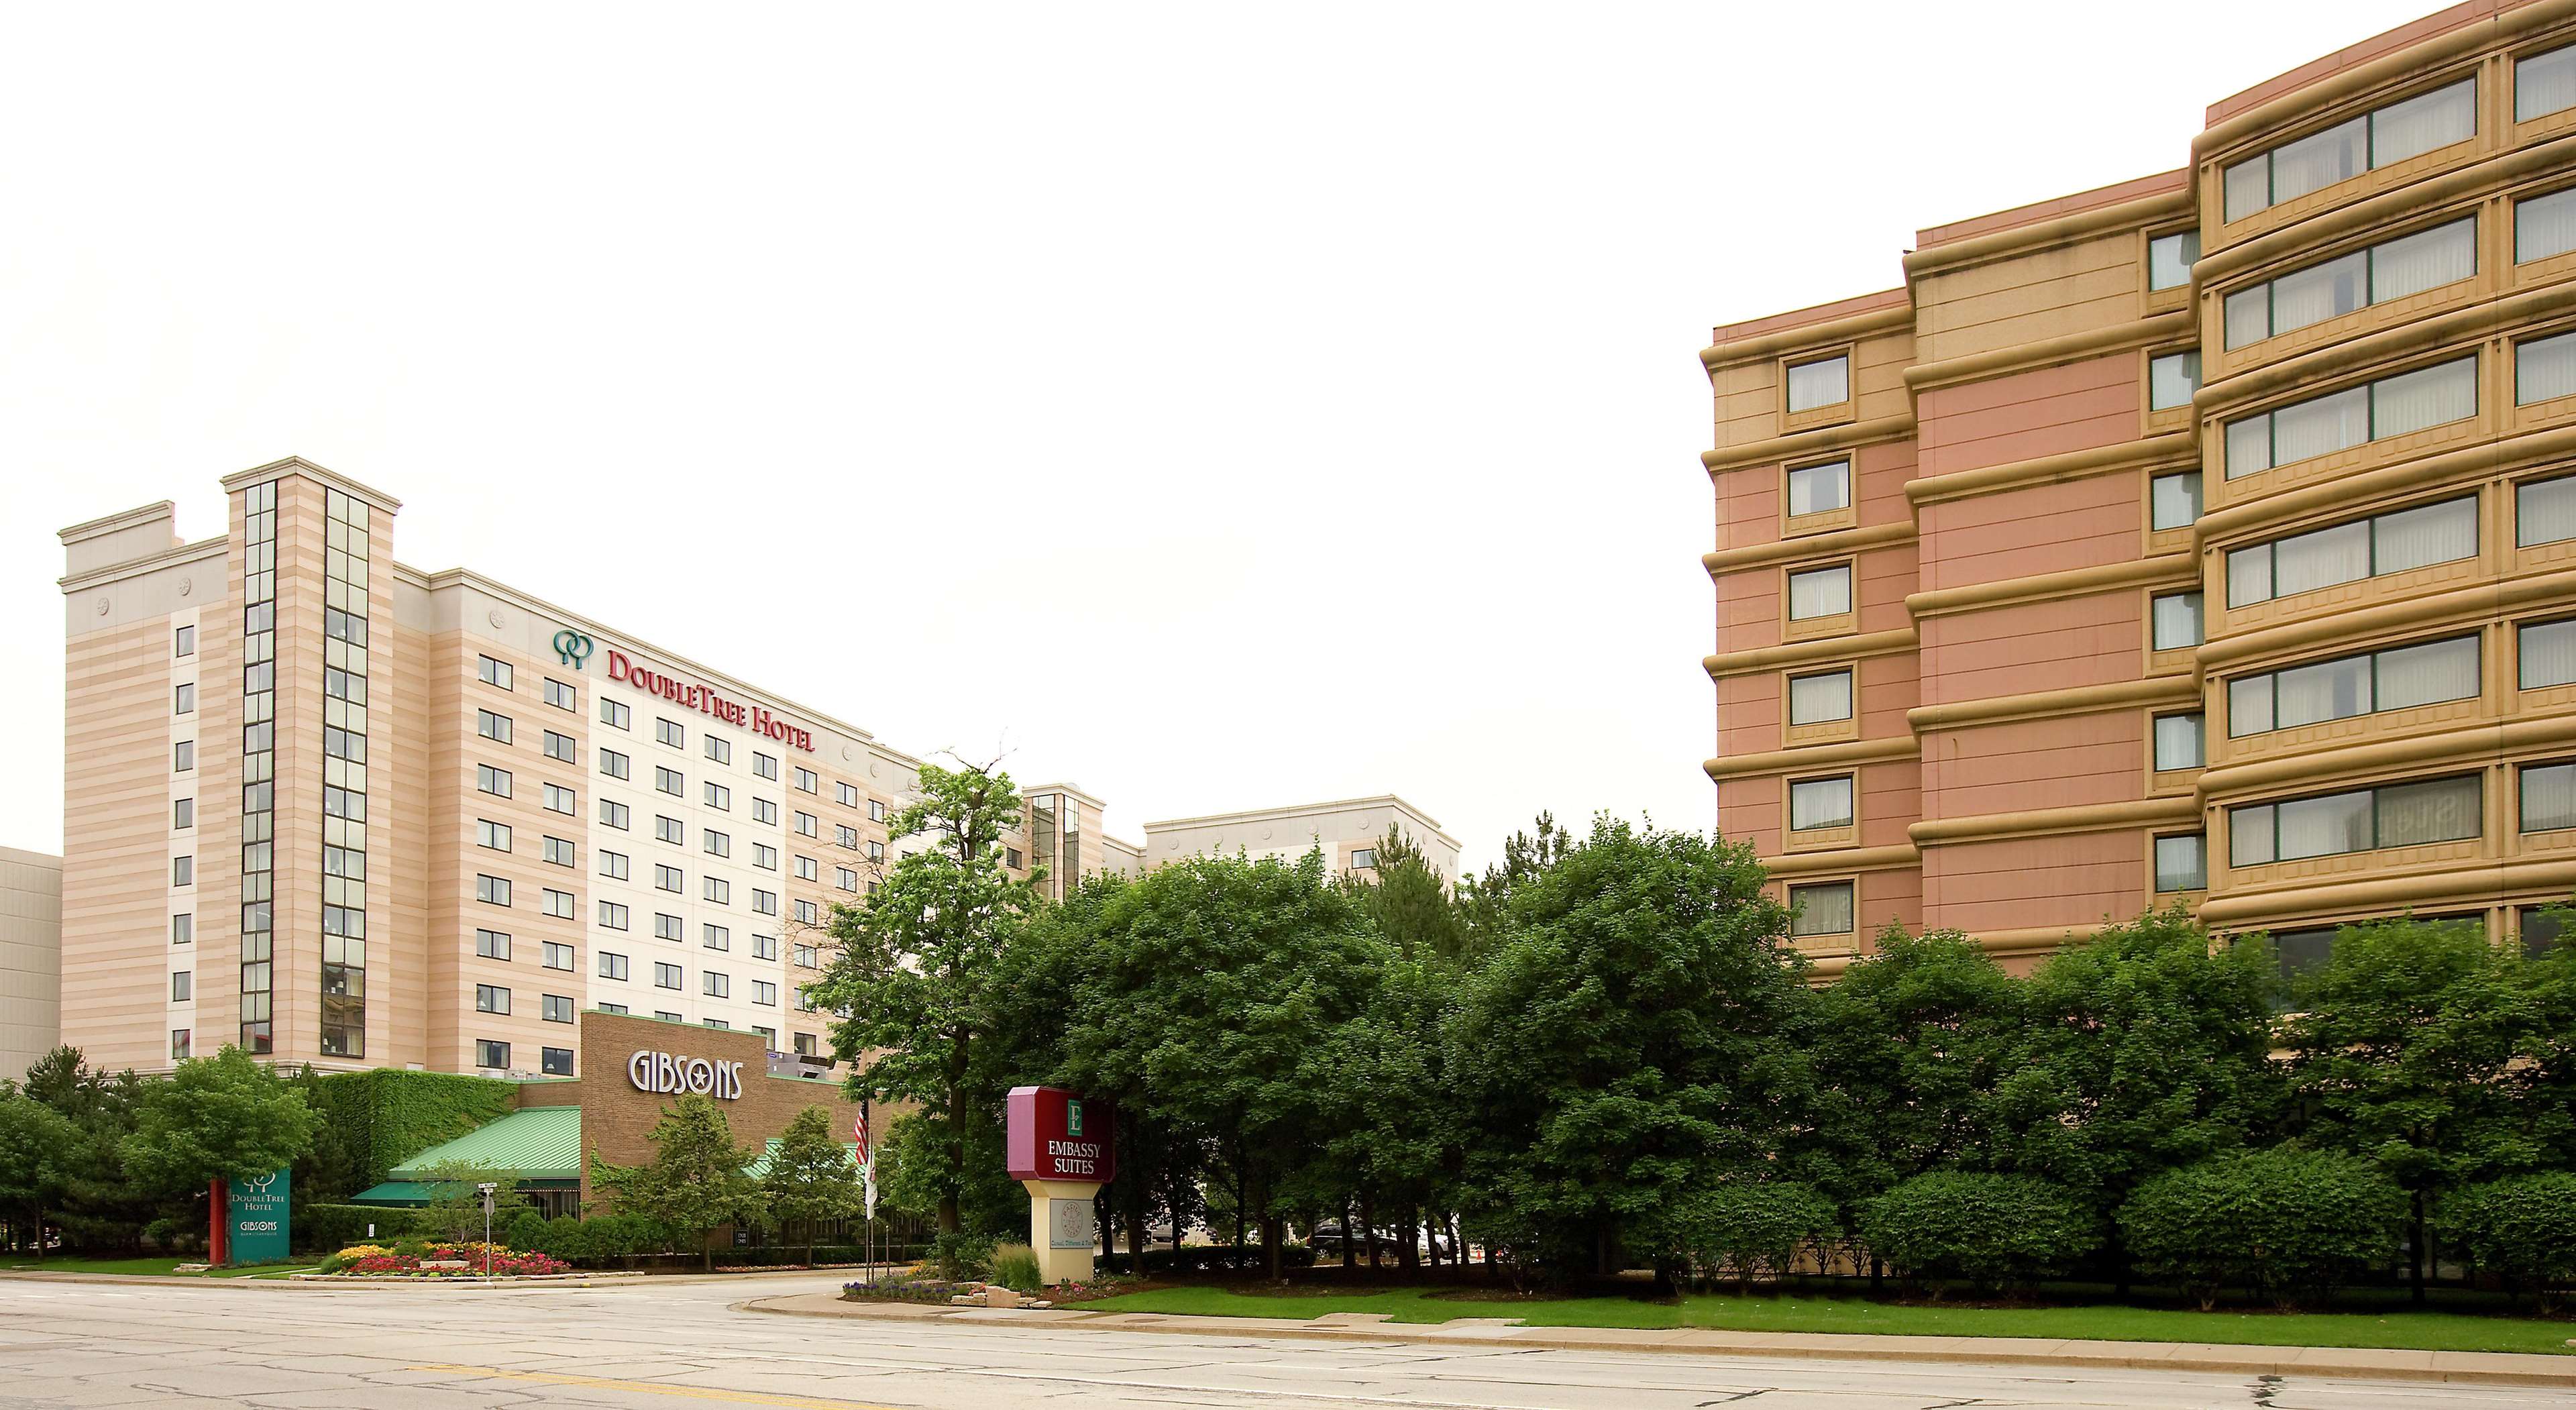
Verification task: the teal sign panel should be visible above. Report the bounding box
[229,1168,290,1264]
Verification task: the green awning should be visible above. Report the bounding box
[387,1106,584,1181]
[743,1139,857,1179]
[351,1180,438,1207]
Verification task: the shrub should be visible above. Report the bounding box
[2439,1173,2576,1312]
[989,1242,1042,1293]
[1672,1182,1838,1286]
[296,1203,427,1254]
[2118,1146,2405,1309]
[1858,1172,2096,1293]
[930,1230,996,1280]
[501,1208,548,1252]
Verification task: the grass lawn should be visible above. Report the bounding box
[1065,1284,2576,1356]
[3,1256,316,1280]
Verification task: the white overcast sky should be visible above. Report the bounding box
[0,1,2439,868]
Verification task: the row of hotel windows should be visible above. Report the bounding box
[464,1022,832,1075]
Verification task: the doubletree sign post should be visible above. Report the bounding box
[1005,1085,1114,1285]
[226,1169,290,1265]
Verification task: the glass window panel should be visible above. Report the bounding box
[1789,776,1854,831]
[2376,775,2481,847]
[2269,251,2366,333]
[2151,472,2202,531]
[2224,285,2273,349]
[2269,116,2368,203]
[2152,592,2203,650]
[2224,158,2271,222]
[2273,519,2373,597]
[2148,231,2198,290]
[2269,384,2370,464]
[2520,45,2576,121]
[1788,670,1854,725]
[2153,714,2205,770]
[1788,881,1856,938]
[2519,331,2576,404]
[2226,413,2274,478]
[2229,674,2275,737]
[2226,543,2275,607]
[2369,358,2475,437]
[2277,789,2373,859]
[2522,619,2576,689]
[1787,565,1852,620]
[2149,351,2200,411]
[2273,654,2373,728]
[2373,636,2479,712]
[1786,459,1851,516]
[2519,476,2576,547]
[2231,804,2277,866]
[2370,80,2475,166]
[2369,219,2475,302]
[2154,834,2208,892]
[2522,763,2576,832]
[2517,187,2576,263]
[2371,496,2477,574]
[1786,356,1849,412]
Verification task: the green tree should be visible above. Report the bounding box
[1356,827,1469,965]
[120,1046,321,1260]
[0,1094,81,1258]
[417,1159,523,1245]
[2118,1147,2406,1309]
[1448,816,1809,1287]
[761,1105,862,1264]
[1293,951,1454,1274]
[1455,812,1570,955]
[590,1093,759,1271]
[808,759,1042,1233]
[2282,915,2534,1303]
[20,1047,152,1253]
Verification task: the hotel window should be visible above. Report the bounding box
[794,767,819,793]
[477,819,512,851]
[2150,470,2202,531]
[2229,635,2479,736]
[2152,713,2205,770]
[754,752,778,780]
[543,835,575,867]
[599,951,629,980]
[542,783,576,816]
[2520,474,2576,547]
[477,763,513,798]
[1350,848,1378,870]
[704,923,730,951]
[2224,78,2473,221]
[173,798,193,829]
[796,855,820,881]
[600,1003,629,1015]
[1788,881,1855,938]
[2223,219,2475,349]
[2518,43,2576,121]
[704,1018,729,1030]
[2517,187,2576,264]
[655,965,682,994]
[2521,619,2576,688]
[1788,775,1854,832]
[869,798,888,822]
[172,856,193,887]
[656,815,684,845]
[1786,564,1852,620]
[755,933,780,960]
[795,811,819,837]
[2147,229,2198,290]
[598,901,630,930]
[544,730,578,764]
[544,677,576,711]
[600,749,631,780]
[2226,496,2475,606]
[2522,906,2568,959]
[704,877,731,904]
[1785,458,1851,517]
[753,1025,777,1048]
[543,994,574,1023]
[2225,356,2476,477]
[174,624,196,657]
[794,898,819,925]
[655,912,683,940]
[657,718,684,749]
[2518,330,2576,405]
[173,740,195,772]
[704,971,730,998]
[600,698,630,730]
[1006,848,1024,870]
[655,863,683,893]
[170,1030,190,1060]
[794,1032,819,1057]
[542,888,575,918]
[656,1011,682,1023]
[794,942,818,968]
[599,849,630,880]
[1787,669,1854,726]
[478,874,511,906]
[476,928,511,960]
[172,913,193,945]
[476,709,514,744]
[867,840,886,862]
[836,781,859,807]
[476,984,511,1014]
[796,987,817,1012]
[478,655,513,690]
[172,970,192,1001]
[704,829,731,858]
[174,682,195,714]
[837,824,859,849]
[753,980,778,1007]
[705,782,731,810]
[1785,354,1849,412]
[475,1039,511,1070]
[541,940,574,971]
[2523,762,2576,832]
[753,797,779,824]
[755,889,780,916]
[541,1047,574,1075]
[2148,351,2200,410]
[705,735,733,764]
[655,766,684,797]
[2229,773,2481,865]
[2154,834,2208,892]
[836,867,857,891]
[753,843,777,870]
[2150,591,2203,650]
[600,799,631,830]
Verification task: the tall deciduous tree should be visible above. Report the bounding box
[809,759,1043,1232]
[590,1093,759,1271]
[761,1105,862,1264]
[119,1046,321,1260]
[0,1094,80,1258]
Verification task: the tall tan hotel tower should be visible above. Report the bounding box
[1708,0,2576,974]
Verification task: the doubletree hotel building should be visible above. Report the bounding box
[58,457,1144,1079]
[1705,0,2576,975]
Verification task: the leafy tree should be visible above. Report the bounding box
[1294,951,1453,1273]
[417,1159,523,1245]
[2282,916,2535,1301]
[1455,812,1570,955]
[809,759,1042,1233]
[761,1105,862,1264]
[590,1093,759,1271]
[2118,1147,2405,1309]
[1859,1171,2098,1295]
[871,1108,1024,1235]
[2438,1172,2576,1312]
[1670,1181,1837,1289]
[20,1047,152,1252]
[0,1094,80,1257]
[120,1046,321,1259]
[1356,828,1469,965]
[1448,816,1809,1287]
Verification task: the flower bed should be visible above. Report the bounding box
[843,1275,980,1305]
[321,1242,571,1278]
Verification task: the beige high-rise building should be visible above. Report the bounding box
[1142,796,1462,883]
[1705,0,2576,975]
[0,847,62,1081]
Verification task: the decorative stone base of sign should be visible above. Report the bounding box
[1020,1179,1103,1286]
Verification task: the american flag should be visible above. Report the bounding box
[856,1099,877,1221]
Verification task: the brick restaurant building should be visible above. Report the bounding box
[1705,0,2576,975]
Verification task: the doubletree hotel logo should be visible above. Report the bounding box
[553,629,594,671]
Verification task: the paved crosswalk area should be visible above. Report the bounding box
[0,1274,2560,1409]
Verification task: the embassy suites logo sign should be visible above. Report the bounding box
[604,649,816,753]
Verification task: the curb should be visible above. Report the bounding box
[739,1295,2576,1389]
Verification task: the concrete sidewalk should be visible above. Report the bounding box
[741,1291,2576,1388]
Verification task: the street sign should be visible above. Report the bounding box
[227,1169,290,1264]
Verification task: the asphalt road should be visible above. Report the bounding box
[0,1272,2560,1410]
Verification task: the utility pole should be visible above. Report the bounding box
[478,1183,498,1277]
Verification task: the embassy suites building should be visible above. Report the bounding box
[1706,0,2576,974]
[58,457,1144,1079]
